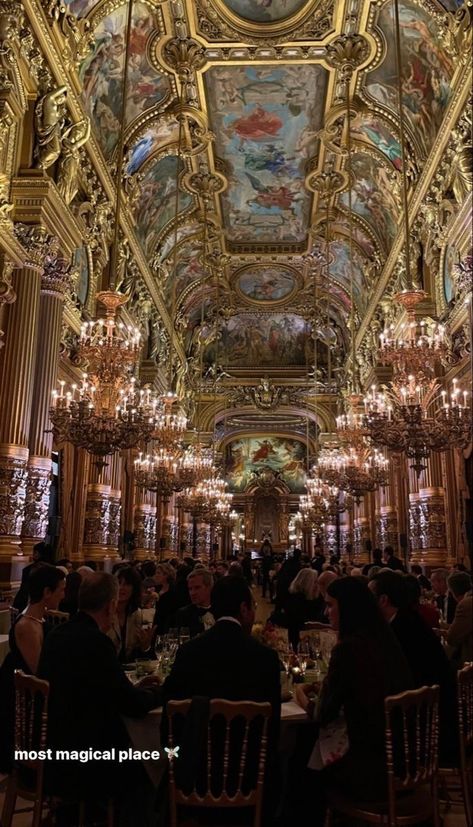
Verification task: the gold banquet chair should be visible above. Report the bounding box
[325,685,441,827]
[457,662,473,825]
[166,698,272,827]
[1,671,50,827]
[45,609,70,625]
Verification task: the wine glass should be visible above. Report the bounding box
[297,641,309,676]
[178,627,191,646]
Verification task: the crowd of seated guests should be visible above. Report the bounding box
[0,542,471,826]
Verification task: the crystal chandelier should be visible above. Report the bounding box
[379,290,448,383]
[50,292,155,468]
[134,448,179,499]
[152,391,187,452]
[364,376,471,476]
[316,445,388,504]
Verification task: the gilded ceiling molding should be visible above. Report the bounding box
[192,0,335,45]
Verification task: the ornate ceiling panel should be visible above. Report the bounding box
[79,1,171,156]
[338,151,399,253]
[219,0,309,24]
[362,0,454,159]
[133,155,193,256]
[204,64,328,252]
[232,263,300,306]
[205,313,312,368]
[225,435,307,492]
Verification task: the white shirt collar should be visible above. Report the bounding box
[217,616,241,626]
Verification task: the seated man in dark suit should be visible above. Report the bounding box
[369,570,457,765]
[38,573,162,813]
[163,576,281,824]
[431,567,456,623]
[172,568,215,637]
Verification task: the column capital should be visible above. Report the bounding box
[41,253,72,297]
[14,223,59,272]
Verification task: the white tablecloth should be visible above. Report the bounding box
[0,633,9,667]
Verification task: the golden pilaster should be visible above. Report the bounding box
[22,255,71,554]
[353,498,370,562]
[0,226,55,574]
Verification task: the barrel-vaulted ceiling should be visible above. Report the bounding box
[68,0,458,408]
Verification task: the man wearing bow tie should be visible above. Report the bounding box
[173,569,215,637]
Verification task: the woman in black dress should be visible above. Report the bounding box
[0,564,65,771]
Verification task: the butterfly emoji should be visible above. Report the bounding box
[165,746,180,761]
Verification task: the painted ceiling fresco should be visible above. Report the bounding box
[205,313,312,368]
[328,240,367,309]
[365,0,453,158]
[226,436,306,492]
[79,2,171,156]
[351,113,401,171]
[166,237,205,300]
[235,264,298,304]
[65,0,99,17]
[134,156,193,257]
[339,152,399,252]
[221,0,308,23]
[205,64,328,247]
[126,119,180,175]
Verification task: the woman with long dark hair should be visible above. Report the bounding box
[291,577,412,822]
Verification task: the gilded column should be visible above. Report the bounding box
[134,486,157,560]
[376,459,399,552]
[339,507,352,554]
[108,452,122,558]
[82,458,112,564]
[353,498,370,562]
[22,255,71,555]
[416,452,451,567]
[408,463,422,561]
[323,523,337,558]
[0,226,56,581]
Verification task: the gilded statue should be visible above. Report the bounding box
[57,117,90,205]
[34,85,67,170]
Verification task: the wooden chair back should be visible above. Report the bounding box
[1,671,50,827]
[457,661,473,825]
[14,670,50,771]
[167,698,271,827]
[45,609,69,625]
[384,685,439,824]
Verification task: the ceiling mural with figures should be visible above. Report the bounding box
[219,0,310,23]
[225,436,307,492]
[79,2,171,156]
[363,0,454,158]
[205,64,328,249]
[134,156,193,257]
[234,264,299,305]
[205,314,312,368]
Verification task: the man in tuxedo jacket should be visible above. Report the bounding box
[163,576,281,823]
[369,570,457,764]
[446,570,472,668]
[431,568,456,623]
[172,568,215,637]
[39,573,162,803]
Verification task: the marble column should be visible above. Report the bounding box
[22,255,71,555]
[0,226,56,583]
